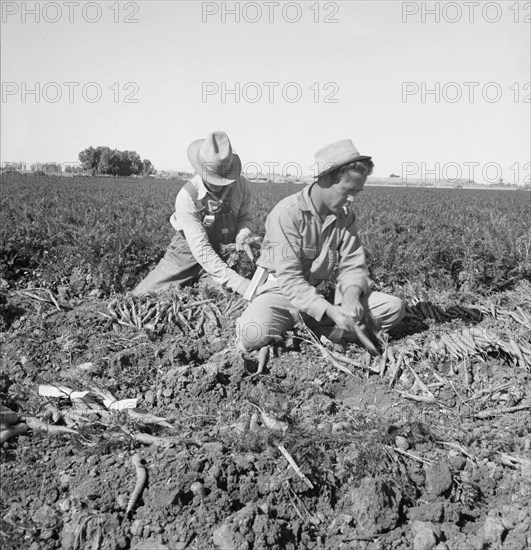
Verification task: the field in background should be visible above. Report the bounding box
[1,174,530,297]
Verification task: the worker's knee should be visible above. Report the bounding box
[236,317,281,352]
[392,296,406,321]
[369,294,406,333]
[384,296,406,330]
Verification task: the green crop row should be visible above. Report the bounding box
[1,174,530,296]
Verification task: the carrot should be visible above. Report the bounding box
[353,323,380,356]
[0,406,19,428]
[194,310,206,336]
[0,423,28,445]
[397,391,437,404]
[472,404,531,419]
[126,453,147,514]
[389,351,405,389]
[204,307,220,328]
[380,346,388,378]
[132,433,166,446]
[25,417,78,435]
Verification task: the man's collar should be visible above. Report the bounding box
[191,174,209,200]
[301,183,338,223]
[300,184,313,212]
[191,173,232,200]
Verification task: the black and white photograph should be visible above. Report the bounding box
[1,1,530,549]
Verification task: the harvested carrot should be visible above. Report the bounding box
[329,349,379,374]
[248,403,288,432]
[204,307,220,328]
[0,423,28,445]
[319,347,356,377]
[126,453,147,514]
[397,391,437,404]
[25,417,78,435]
[194,310,206,336]
[389,351,405,389]
[353,323,380,356]
[472,404,531,419]
[132,433,168,446]
[0,406,19,428]
[380,346,388,378]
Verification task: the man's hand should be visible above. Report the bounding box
[235,240,255,262]
[235,229,262,262]
[325,304,361,333]
[342,285,365,322]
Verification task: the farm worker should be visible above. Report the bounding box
[236,139,405,351]
[133,131,257,296]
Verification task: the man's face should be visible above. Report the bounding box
[324,170,366,215]
[204,181,226,194]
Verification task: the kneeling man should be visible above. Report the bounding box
[236,139,405,351]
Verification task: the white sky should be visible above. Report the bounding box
[1,1,530,183]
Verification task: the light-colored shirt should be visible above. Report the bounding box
[257,184,369,321]
[170,174,253,294]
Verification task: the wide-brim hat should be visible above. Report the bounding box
[187,131,241,187]
[314,139,372,179]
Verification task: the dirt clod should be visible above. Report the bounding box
[411,521,438,550]
[345,477,401,534]
[424,461,453,498]
[482,515,506,546]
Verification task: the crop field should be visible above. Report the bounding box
[1,173,530,550]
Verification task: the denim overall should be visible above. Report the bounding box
[200,186,237,251]
[132,184,237,295]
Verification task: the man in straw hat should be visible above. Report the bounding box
[133,131,259,296]
[236,138,405,351]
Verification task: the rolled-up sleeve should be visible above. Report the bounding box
[336,218,369,297]
[261,207,330,321]
[175,190,248,294]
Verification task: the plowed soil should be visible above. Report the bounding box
[1,281,530,550]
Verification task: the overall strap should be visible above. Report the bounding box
[203,184,232,211]
[220,185,231,201]
[182,179,231,209]
[182,180,199,201]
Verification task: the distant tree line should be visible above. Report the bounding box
[78,146,155,177]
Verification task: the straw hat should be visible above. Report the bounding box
[187,131,241,186]
[314,139,371,178]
